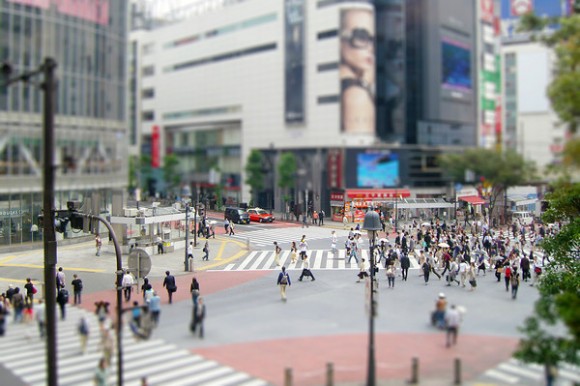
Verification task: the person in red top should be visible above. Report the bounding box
[504,264,512,292]
[441,250,452,285]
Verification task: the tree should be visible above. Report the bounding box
[245,149,265,206]
[162,153,181,198]
[439,148,536,225]
[277,152,297,212]
[514,181,580,371]
[518,13,580,133]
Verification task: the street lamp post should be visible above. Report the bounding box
[184,202,190,271]
[362,209,382,386]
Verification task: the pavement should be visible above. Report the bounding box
[0,213,553,386]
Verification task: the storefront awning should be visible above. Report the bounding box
[458,195,486,205]
[346,189,411,200]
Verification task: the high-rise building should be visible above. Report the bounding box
[0,0,128,247]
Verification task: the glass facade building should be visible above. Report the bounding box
[0,0,127,247]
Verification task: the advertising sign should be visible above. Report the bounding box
[8,0,109,25]
[284,0,305,124]
[510,0,533,16]
[151,125,160,168]
[340,8,376,134]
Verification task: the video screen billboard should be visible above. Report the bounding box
[340,8,376,134]
[284,0,305,124]
[441,38,472,92]
[356,151,399,188]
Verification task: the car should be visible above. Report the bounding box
[224,207,250,224]
[247,208,275,223]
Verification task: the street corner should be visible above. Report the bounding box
[191,333,520,386]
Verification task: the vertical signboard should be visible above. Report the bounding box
[284,0,305,124]
[510,0,533,16]
[151,125,160,168]
[340,7,376,134]
[479,0,501,148]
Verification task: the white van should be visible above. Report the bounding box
[512,211,534,226]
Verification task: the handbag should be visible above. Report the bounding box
[469,279,477,287]
[191,289,200,296]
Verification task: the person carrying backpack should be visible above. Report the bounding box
[510,268,520,300]
[277,266,291,301]
[504,265,512,292]
[56,286,69,320]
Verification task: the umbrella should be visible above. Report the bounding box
[378,238,389,244]
[438,242,450,248]
[421,222,431,228]
[352,230,362,235]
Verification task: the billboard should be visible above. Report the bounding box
[441,38,472,92]
[8,0,109,25]
[340,8,376,134]
[356,151,399,188]
[284,0,305,124]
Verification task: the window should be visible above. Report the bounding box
[142,111,155,121]
[142,66,155,77]
[142,88,155,99]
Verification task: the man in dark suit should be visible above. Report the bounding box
[162,271,177,304]
[400,253,410,281]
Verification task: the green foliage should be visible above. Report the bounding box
[518,14,580,133]
[277,152,297,192]
[162,154,181,195]
[128,155,138,192]
[245,150,265,201]
[515,180,580,367]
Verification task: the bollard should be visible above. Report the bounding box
[284,367,293,386]
[326,362,334,386]
[246,237,250,250]
[454,358,461,385]
[188,257,194,272]
[410,357,419,384]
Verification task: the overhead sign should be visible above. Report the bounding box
[128,248,152,278]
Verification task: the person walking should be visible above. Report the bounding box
[202,241,209,261]
[141,278,152,302]
[71,274,84,305]
[94,358,108,386]
[298,257,316,281]
[78,315,90,354]
[277,266,291,301]
[187,241,194,263]
[35,299,45,338]
[156,235,164,254]
[386,264,396,288]
[302,213,309,228]
[273,241,281,266]
[162,271,177,304]
[458,259,468,287]
[422,259,431,285]
[24,278,36,306]
[467,262,477,291]
[11,287,25,323]
[191,296,206,338]
[290,241,298,263]
[400,253,410,281]
[122,270,134,302]
[56,267,66,291]
[343,214,349,229]
[190,277,200,307]
[95,234,102,256]
[228,221,235,236]
[330,231,338,256]
[224,218,230,234]
[56,286,69,320]
[444,304,462,348]
[433,293,447,329]
[348,236,360,264]
[148,291,161,326]
[510,268,520,300]
[319,210,325,226]
[298,236,308,260]
[504,264,512,292]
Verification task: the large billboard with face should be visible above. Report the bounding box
[284,0,305,124]
[340,8,376,134]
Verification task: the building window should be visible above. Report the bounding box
[142,65,155,77]
[317,95,339,104]
[142,88,155,99]
[317,29,338,40]
[317,62,339,72]
[142,111,155,121]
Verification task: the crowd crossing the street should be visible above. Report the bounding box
[0,304,269,386]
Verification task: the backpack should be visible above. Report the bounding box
[504,266,512,278]
[510,274,519,286]
[280,274,288,285]
[59,289,69,303]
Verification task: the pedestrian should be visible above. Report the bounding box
[71,274,84,305]
[11,287,25,323]
[330,231,338,256]
[458,259,468,287]
[504,264,512,292]
[131,301,142,328]
[24,278,36,306]
[94,300,110,329]
[95,234,102,256]
[56,266,66,290]
[101,327,114,366]
[35,299,45,338]
[122,270,134,302]
[190,277,200,307]
[162,271,177,304]
[187,241,194,265]
[6,284,15,303]
[357,258,369,283]
[191,296,206,338]
[348,236,360,264]
[298,236,308,260]
[422,259,431,285]
[520,254,531,282]
[56,286,69,320]
[444,304,462,347]
[94,358,108,386]
[78,315,90,354]
[510,268,520,299]
[224,218,230,234]
[319,210,325,226]
[156,235,164,254]
[141,277,152,302]
[148,291,161,326]
[312,211,318,225]
[298,257,316,281]
[0,294,6,336]
[277,266,291,301]
[400,253,410,281]
[433,293,447,329]
[302,213,309,228]
[290,241,298,263]
[343,214,349,229]
[228,221,235,236]
[202,241,209,261]
[467,262,477,291]
[273,241,281,266]
[386,264,396,288]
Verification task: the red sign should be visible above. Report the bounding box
[481,0,494,24]
[151,125,160,168]
[8,0,109,25]
[346,189,411,199]
[511,0,533,16]
[330,191,345,202]
[495,96,502,136]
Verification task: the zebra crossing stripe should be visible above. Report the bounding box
[279,250,290,267]
[312,250,323,269]
[483,368,520,384]
[248,251,268,270]
[498,363,543,381]
[238,251,258,270]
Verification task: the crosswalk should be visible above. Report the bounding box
[0,306,269,386]
[228,226,351,247]
[217,249,421,271]
[480,357,580,385]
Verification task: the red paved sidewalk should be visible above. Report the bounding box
[194,333,517,386]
